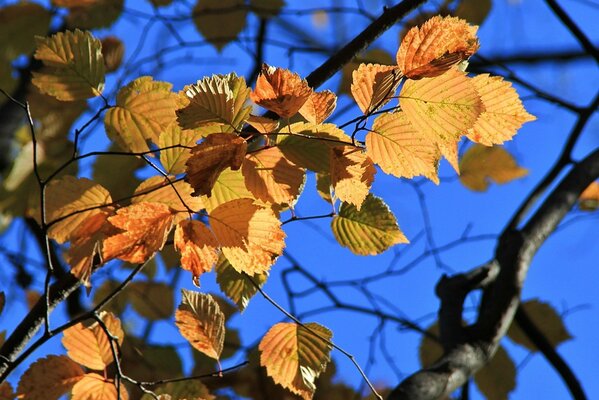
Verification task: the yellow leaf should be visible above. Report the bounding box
[133,176,203,220]
[102,202,175,264]
[104,76,178,153]
[0,3,51,60]
[467,74,536,145]
[203,167,256,212]
[400,69,483,170]
[396,16,479,79]
[174,220,220,282]
[209,198,285,274]
[101,36,124,73]
[185,132,247,197]
[331,194,407,255]
[17,355,84,400]
[339,49,394,95]
[579,181,599,211]
[242,146,305,205]
[71,373,128,400]
[175,289,225,360]
[246,114,279,134]
[62,0,124,30]
[193,0,247,51]
[367,112,440,183]
[32,29,105,101]
[215,254,268,311]
[250,64,313,118]
[128,282,174,320]
[351,63,402,114]
[158,123,203,174]
[45,176,113,244]
[259,322,332,400]
[459,144,528,191]
[330,146,375,210]
[298,90,337,124]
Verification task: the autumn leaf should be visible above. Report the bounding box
[102,202,175,264]
[203,167,256,212]
[242,146,306,205]
[56,0,124,30]
[330,146,376,210]
[174,220,220,283]
[101,36,124,72]
[339,48,394,95]
[250,64,313,118]
[71,373,128,400]
[27,86,88,139]
[32,29,105,101]
[459,144,528,191]
[215,254,268,311]
[17,355,84,400]
[62,312,124,370]
[299,90,337,124]
[133,176,203,219]
[0,382,13,400]
[250,0,284,17]
[331,194,407,255]
[185,132,247,197]
[467,74,536,145]
[175,289,225,360]
[259,322,333,400]
[351,63,402,114]
[92,144,144,201]
[104,76,178,153]
[141,381,214,400]
[209,198,285,275]
[400,69,483,170]
[128,282,174,320]
[193,0,247,51]
[396,16,479,79]
[158,123,203,174]
[246,114,280,134]
[0,3,51,61]
[316,173,333,204]
[579,181,599,211]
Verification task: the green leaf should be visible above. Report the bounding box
[159,124,203,175]
[331,194,407,255]
[215,254,268,311]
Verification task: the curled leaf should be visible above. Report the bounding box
[351,63,402,114]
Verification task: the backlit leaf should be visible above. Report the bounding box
[102,202,174,263]
[246,114,279,134]
[101,36,124,72]
[32,29,105,101]
[367,112,440,183]
[299,90,337,124]
[467,74,536,145]
[330,146,375,210]
[0,3,51,60]
[159,123,203,174]
[175,289,225,360]
[128,281,174,320]
[400,69,482,170]
[174,220,219,282]
[259,322,332,400]
[579,181,599,211]
[242,146,305,205]
[215,254,267,311]
[351,63,402,114]
[104,76,178,153]
[71,373,128,400]
[396,16,479,79]
[459,144,528,191]
[316,173,333,204]
[185,132,247,197]
[133,176,203,219]
[331,194,407,255]
[251,64,313,118]
[203,167,256,212]
[339,49,394,95]
[210,198,285,274]
[193,0,247,51]
[17,355,84,400]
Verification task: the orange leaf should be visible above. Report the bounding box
[209,199,285,275]
[17,355,84,400]
[579,182,599,211]
[298,90,337,124]
[396,16,479,79]
[71,373,128,400]
[175,289,225,360]
[185,132,247,197]
[367,112,440,183]
[174,220,220,282]
[133,176,203,220]
[62,312,124,370]
[246,114,279,134]
[459,144,528,191]
[242,146,305,205]
[467,74,536,145]
[330,146,375,210]
[102,202,174,264]
[351,63,402,114]
[400,69,482,170]
[250,64,312,118]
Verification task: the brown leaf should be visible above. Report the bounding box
[0,382,14,400]
[192,0,247,51]
[246,114,279,134]
[174,220,220,282]
[101,36,124,72]
[128,282,174,320]
[17,355,84,400]
[299,90,337,124]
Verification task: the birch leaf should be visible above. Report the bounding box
[298,90,337,124]
[459,144,528,191]
[17,355,84,400]
[174,220,220,282]
[330,146,375,210]
[71,373,128,400]
[351,63,402,114]
[215,254,267,311]
[251,64,312,118]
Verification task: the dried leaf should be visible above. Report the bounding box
[215,254,267,311]
[459,144,528,191]
[128,281,174,320]
[101,36,124,72]
[71,373,128,400]
[174,220,220,282]
[330,146,375,210]
[175,289,225,360]
[331,194,407,255]
[192,0,247,51]
[351,63,402,114]
[17,355,84,400]
[299,90,337,124]
[0,3,51,60]
[579,182,599,211]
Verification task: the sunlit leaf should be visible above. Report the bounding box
[32,29,105,101]
[101,36,124,72]
[459,144,528,191]
[128,281,174,320]
[246,114,279,134]
[299,90,337,124]
[259,322,332,400]
[351,63,402,114]
[133,176,203,220]
[71,373,128,400]
[16,355,84,400]
[175,289,225,360]
[339,49,394,95]
[215,254,267,311]
[203,167,256,212]
[174,220,219,282]
[330,146,375,210]
[331,194,407,255]
[193,0,247,51]
[159,123,203,174]
[579,181,599,211]
[0,3,51,60]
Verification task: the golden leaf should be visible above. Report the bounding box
[579,181,599,211]
[459,144,528,191]
[339,49,394,95]
[298,90,337,124]
[209,198,285,274]
[367,112,440,183]
[101,36,124,73]
[102,202,175,264]
[259,322,332,400]
[133,176,203,220]
[32,29,105,101]
[246,114,280,134]
[16,355,84,400]
[215,254,267,311]
[174,220,220,282]
[185,132,247,197]
[203,167,256,212]
[193,0,247,51]
[175,289,225,360]
[250,64,313,118]
[330,146,375,210]
[351,63,402,114]
[0,3,51,60]
[396,16,479,79]
[71,373,128,400]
